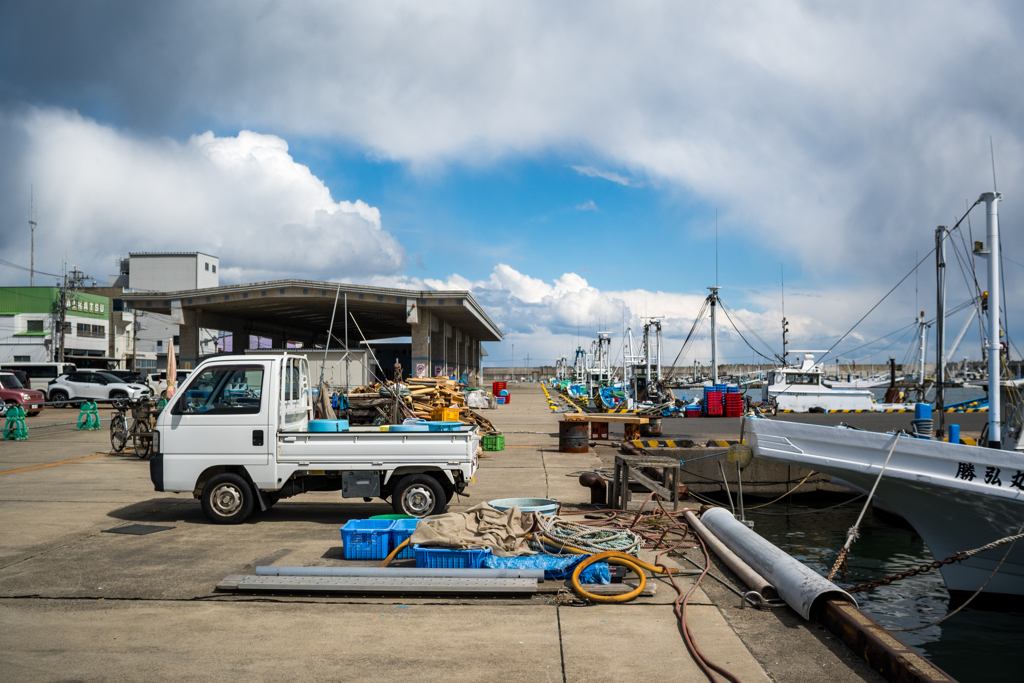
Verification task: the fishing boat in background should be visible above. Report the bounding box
[762,351,915,412]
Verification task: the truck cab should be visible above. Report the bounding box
[150,354,479,524]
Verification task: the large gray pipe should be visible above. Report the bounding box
[684,511,776,599]
[700,507,854,619]
[256,566,545,580]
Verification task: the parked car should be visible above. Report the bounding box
[0,371,46,416]
[104,369,146,385]
[147,370,193,398]
[0,362,78,384]
[7,369,31,389]
[47,371,151,407]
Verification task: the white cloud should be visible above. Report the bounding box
[0,108,406,284]
[5,1,1020,280]
[575,200,598,211]
[572,166,636,187]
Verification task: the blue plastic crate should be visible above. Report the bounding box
[390,518,421,560]
[340,519,395,560]
[413,545,491,569]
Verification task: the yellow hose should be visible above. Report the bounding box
[379,538,410,567]
[528,534,683,603]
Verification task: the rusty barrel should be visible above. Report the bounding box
[559,420,590,453]
[639,418,662,437]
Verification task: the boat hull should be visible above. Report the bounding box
[747,419,1024,601]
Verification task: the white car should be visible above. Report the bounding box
[47,371,151,407]
[147,370,193,398]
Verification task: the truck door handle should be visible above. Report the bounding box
[252,430,264,446]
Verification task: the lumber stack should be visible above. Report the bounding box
[406,378,465,419]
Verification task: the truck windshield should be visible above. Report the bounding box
[172,365,264,415]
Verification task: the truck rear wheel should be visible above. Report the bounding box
[201,473,254,524]
[391,474,446,517]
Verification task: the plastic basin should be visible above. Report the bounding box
[487,497,560,516]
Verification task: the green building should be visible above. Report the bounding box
[0,287,111,367]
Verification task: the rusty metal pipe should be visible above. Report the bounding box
[578,472,608,505]
[812,599,957,683]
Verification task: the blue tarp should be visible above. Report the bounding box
[482,553,611,584]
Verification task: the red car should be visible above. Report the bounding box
[0,372,46,416]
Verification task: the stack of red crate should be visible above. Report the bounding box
[724,392,744,417]
[705,391,723,416]
[492,381,507,395]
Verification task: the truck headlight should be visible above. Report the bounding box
[152,430,160,454]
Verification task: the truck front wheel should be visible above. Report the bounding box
[391,474,446,517]
[201,473,254,524]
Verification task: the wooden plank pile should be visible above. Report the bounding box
[345,378,498,435]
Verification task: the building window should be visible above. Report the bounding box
[63,322,73,334]
[225,295,230,300]
[243,293,248,298]
[439,300,445,305]
[157,340,163,348]
[280,289,285,294]
[113,299,124,312]
[358,294,364,299]
[76,323,104,338]
[13,355,30,362]
[303,289,308,294]
[206,297,211,302]
[205,262,210,271]
[212,265,216,273]
[261,291,266,296]
[27,320,44,332]
[173,335,180,346]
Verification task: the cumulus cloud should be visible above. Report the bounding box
[0,107,406,285]
[575,200,598,211]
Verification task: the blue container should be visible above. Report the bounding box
[340,519,395,560]
[949,424,960,444]
[390,518,421,560]
[425,421,462,432]
[499,389,509,396]
[389,424,430,432]
[413,545,491,569]
[308,419,350,432]
[914,403,932,420]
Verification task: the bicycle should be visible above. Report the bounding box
[110,397,129,453]
[129,398,159,459]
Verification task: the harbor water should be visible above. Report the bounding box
[750,496,1021,682]
[669,384,1017,680]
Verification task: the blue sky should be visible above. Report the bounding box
[1,2,1021,368]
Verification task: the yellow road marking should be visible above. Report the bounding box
[0,452,113,477]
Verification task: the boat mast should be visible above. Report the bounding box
[936,226,947,433]
[709,286,720,384]
[978,191,1003,448]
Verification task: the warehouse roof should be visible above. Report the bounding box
[121,279,503,342]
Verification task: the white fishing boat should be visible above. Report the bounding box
[762,351,913,412]
[750,191,1024,606]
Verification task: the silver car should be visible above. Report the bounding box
[47,371,151,407]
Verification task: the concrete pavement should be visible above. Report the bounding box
[0,385,881,682]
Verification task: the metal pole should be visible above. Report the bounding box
[344,292,349,392]
[936,226,947,433]
[321,283,342,388]
[709,287,720,384]
[918,316,927,385]
[981,191,1003,447]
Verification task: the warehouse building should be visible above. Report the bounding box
[122,280,502,383]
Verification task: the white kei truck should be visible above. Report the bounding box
[149,354,480,524]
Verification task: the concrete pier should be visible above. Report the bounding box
[0,385,888,682]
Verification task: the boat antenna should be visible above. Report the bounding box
[990,135,998,192]
[715,208,719,287]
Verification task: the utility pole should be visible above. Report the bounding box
[29,187,36,287]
